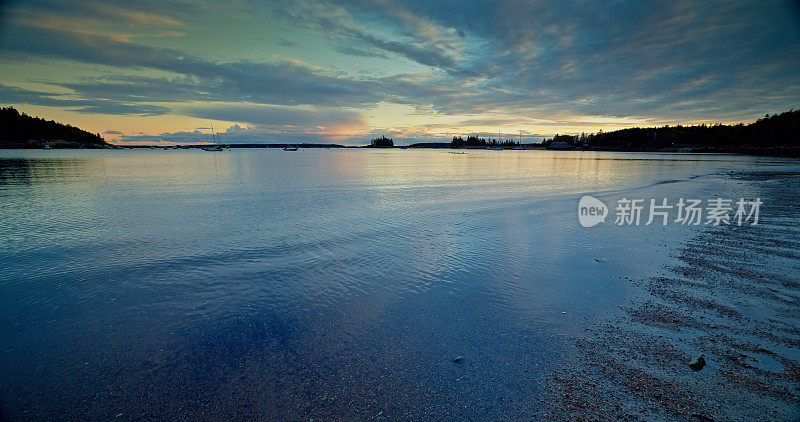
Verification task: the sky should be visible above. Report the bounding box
[0,0,799,145]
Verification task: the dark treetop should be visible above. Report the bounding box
[549,109,800,150]
[0,107,109,148]
[368,136,394,148]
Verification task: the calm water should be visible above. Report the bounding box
[0,149,796,419]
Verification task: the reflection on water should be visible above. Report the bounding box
[0,149,795,419]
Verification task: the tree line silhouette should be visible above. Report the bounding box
[544,109,800,149]
[3,105,797,151]
[369,136,394,147]
[451,136,519,148]
[0,107,108,148]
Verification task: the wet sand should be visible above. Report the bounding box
[540,170,800,420]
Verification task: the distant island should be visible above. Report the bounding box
[2,106,798,156]
[0,107,109,149]
[367,136,394,148]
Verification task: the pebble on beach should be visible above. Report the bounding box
[688,355,706,371]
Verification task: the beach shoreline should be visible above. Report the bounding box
[540,169,800,420]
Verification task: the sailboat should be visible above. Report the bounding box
[202,124,224,151]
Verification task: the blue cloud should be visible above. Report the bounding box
[1,0,799,137]
[0,84,171,115]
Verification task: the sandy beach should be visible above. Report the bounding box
[541,169,800,420]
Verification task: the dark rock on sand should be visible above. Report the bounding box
[688,355,706,371]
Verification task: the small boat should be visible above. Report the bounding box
[202,124,225,151]
[283,146,298,151]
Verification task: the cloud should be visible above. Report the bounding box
[277,37,300,47]
[334,45,390,59]
[261,0,469,74]
[117,126,360,144]
[103,130,122,134]
[1,0,799,141]
[1,23,383,108]
[0,84,171,115]
[181,103,365,129]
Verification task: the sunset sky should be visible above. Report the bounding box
[1,0,799,144]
